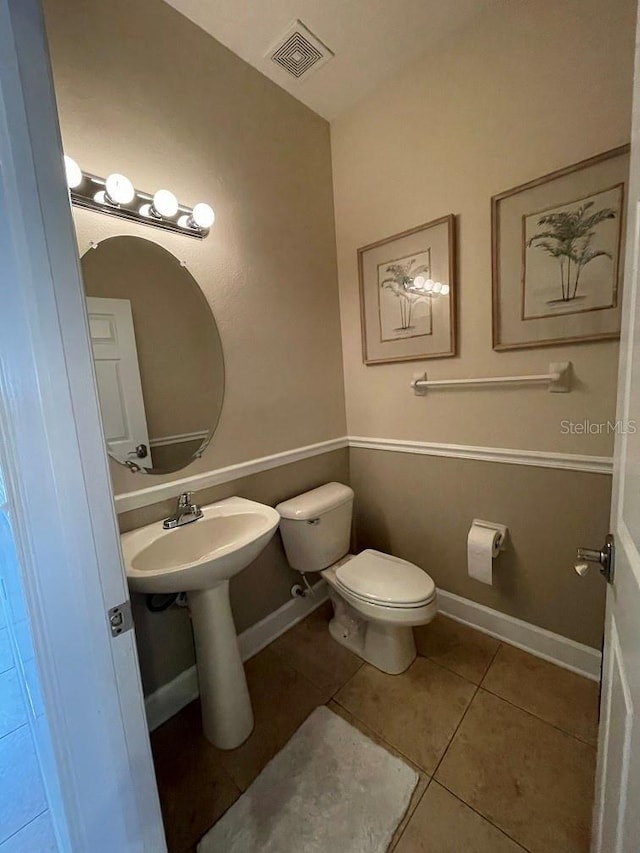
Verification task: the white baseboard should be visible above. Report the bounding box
[144,665,200,732]
[237,580,329,661]
[437,589,602,681]
[144,580,328,731]
[145,581,601,730]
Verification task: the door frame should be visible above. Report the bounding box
[590,0,640,845]
[0,1,165,849]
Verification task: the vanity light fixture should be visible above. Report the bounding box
[94,172,136,207]
[64,155,82,189]
[152,190,179,218]
[64,156,215,239]
[178,202,215,231]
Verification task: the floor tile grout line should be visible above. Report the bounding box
[416,632,503,688]
[478,640,599,747]
[476,684,598,750]
[430,681,481,780]
[482,639,503,680]
[428,642,501,777]
[328,660,365,700]
[266,630,365,700]
[387,776,433,853]
[261,645,335,703]
[286,620,596,750]
[330,695,431,777]
[434,778,533,853]
[417,650,490,687]
[333,654,488,777]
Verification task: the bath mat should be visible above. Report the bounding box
[198,706,418,853]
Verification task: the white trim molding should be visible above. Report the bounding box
[349,436,613,476]
[114,437,349,513]
[144,666,200,733]
[149,430,208,449]
[114,435,612,513]
[437,589,602,681]
[145,581,328,731]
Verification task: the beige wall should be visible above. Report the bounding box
[44,0,635,690]
[44,0,348,693]
[121,448,349,695]
[332,0,635,647]
[351,449,609,648]
[332,0,634,455]
[44,0,346,497]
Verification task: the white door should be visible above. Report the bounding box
[591,5,640,850]
[86,296,153,467]
[0,1,165,850]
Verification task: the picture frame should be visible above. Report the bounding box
[492,145,629,351]
[358,214,457,364]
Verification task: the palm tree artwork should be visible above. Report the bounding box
[527,200,617,305]
[379,256,431,333]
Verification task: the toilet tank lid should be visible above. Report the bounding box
[276,482,354,520]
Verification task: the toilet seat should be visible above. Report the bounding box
[335,549,435,608]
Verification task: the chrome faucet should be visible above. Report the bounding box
[162,492,203,529]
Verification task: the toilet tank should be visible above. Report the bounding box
[276,482,354,573]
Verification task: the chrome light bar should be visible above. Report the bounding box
[64,156,215,240]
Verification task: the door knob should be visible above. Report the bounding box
[127,443,148,459]
[574,534,615,584]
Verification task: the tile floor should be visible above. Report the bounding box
[150,602,600,853]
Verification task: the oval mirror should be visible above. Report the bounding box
[81,236,224,474]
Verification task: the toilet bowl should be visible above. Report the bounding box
[276,483,437,674]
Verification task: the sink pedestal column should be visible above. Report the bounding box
[188,581,254,749]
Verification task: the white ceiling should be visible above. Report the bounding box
[163,0,493,120]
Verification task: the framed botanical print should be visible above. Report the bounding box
[358,214,457,364]
[492,145,629,350]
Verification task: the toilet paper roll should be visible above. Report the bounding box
[467,523,501,585]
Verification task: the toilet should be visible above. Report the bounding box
[276,482,437,674]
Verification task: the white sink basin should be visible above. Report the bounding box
[120,496,280,750]
[121,497,280,593]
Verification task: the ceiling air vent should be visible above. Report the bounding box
[268,20,333,80]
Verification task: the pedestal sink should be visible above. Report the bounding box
[121,496,280,749]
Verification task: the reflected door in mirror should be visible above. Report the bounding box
[87,296,152,467]
[81,236,225,474]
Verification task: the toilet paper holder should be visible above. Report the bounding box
[472,519,508,551]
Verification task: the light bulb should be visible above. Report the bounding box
[191,202,215,229]
[64,155,82,189]
[432,281,443,294]
[152,189,178,218]
[441,283,450,296]
[424,279,434,292]
[105,173,135,205]
[413,275,426,290]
